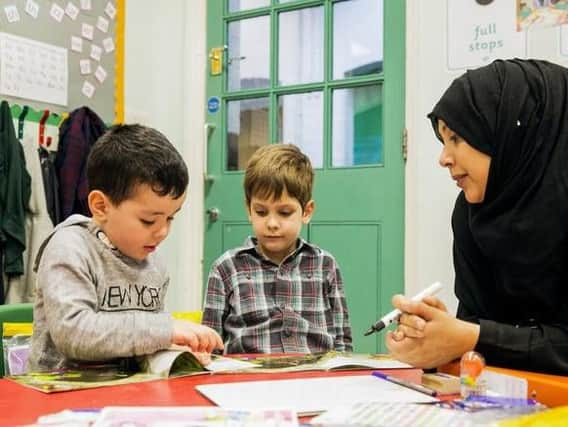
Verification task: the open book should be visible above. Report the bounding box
[7,349,257,393]
[227,351,412,373]
[7,350,410,393]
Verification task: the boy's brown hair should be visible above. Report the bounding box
[244,144,314,209]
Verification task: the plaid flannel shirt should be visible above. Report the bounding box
[202,237,352,354]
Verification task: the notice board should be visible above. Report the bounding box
[0,0,124,123]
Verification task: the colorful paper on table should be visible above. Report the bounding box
[93,406,299,427]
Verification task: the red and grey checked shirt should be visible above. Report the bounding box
[202,237,352,354]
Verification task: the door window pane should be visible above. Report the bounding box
[227,97,270,170]
[228,0,269,13]
[332,85,383,167]
[277,92,323,168]
[333,0,383,79]
[228,16,270,91]
[278,7,323,86]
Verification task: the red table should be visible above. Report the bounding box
[0,368,422,426]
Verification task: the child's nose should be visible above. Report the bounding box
[155,222,170,240]
[267,215,279,229]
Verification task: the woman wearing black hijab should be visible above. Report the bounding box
[387,59,568,375]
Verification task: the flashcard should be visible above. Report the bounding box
[82,80,95,98]
[4,5,20,23]
[102,37,115,53]
[90,44,102,61]
[80,58,91,75]
[104,1,116,20]
[94,65,107,83]
[50,3,64,22]
[71,35,83,52]
[97,16,109,33]
[81,22,94,40]
[25,0,39,19]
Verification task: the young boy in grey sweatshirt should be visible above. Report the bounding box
[28,124,223,371]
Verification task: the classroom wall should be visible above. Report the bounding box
[123,0,568,314]
[404,0,568,312]
[124,0,206,311]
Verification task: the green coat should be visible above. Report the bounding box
[0,101,31,276]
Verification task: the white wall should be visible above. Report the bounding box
[124,0,206,311]
[405,0,568,313]
[124,0,568,314]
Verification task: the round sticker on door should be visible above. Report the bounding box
[207,96,221,114]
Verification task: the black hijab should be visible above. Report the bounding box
[428,59,568,325]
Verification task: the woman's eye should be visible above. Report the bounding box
[279,211,292,217]
[255,211,267,216]
[141,219,155,226]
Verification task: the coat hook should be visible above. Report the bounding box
[38,109,50,145]
[18,105,29,140]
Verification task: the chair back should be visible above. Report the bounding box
[172,310,203,324]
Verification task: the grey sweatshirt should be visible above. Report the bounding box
[27,214,173,371]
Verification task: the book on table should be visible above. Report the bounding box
[7,350,411,393]
[227,351,412,373]
[6,348,257,393]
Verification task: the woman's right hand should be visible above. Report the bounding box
[391,295,448,341]
[385,296,479,369]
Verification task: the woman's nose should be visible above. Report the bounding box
[439,147,452,168]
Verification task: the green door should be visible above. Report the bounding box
[204,0,405,353]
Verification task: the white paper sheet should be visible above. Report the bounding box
[197,375,438,416]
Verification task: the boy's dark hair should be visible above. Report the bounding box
[87,124,188,204]
[244,144,313,209]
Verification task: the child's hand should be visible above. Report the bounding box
[190,351,212,366]
[172,319,224,353]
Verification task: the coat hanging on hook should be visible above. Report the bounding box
[0,100,32,288]
[55,106,106,220]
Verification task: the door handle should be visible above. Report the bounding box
[206,207,220,222]
[204,122,216,182]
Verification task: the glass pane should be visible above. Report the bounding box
[228,0,269,13]
[277,92,323,168]
[228,16,270,91]
[333,0,384,79]
[278,7,324,86]
[227,97,270,171]
[332,85,383,167]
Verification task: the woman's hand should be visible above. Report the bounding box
[385,295,480,368]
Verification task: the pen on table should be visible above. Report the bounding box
[364,281,444,336]
[372,371,438,397]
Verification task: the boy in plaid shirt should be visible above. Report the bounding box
[202,144,352,354]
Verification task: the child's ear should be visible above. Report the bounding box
[302,200,315,224]
[88,190,109,222]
